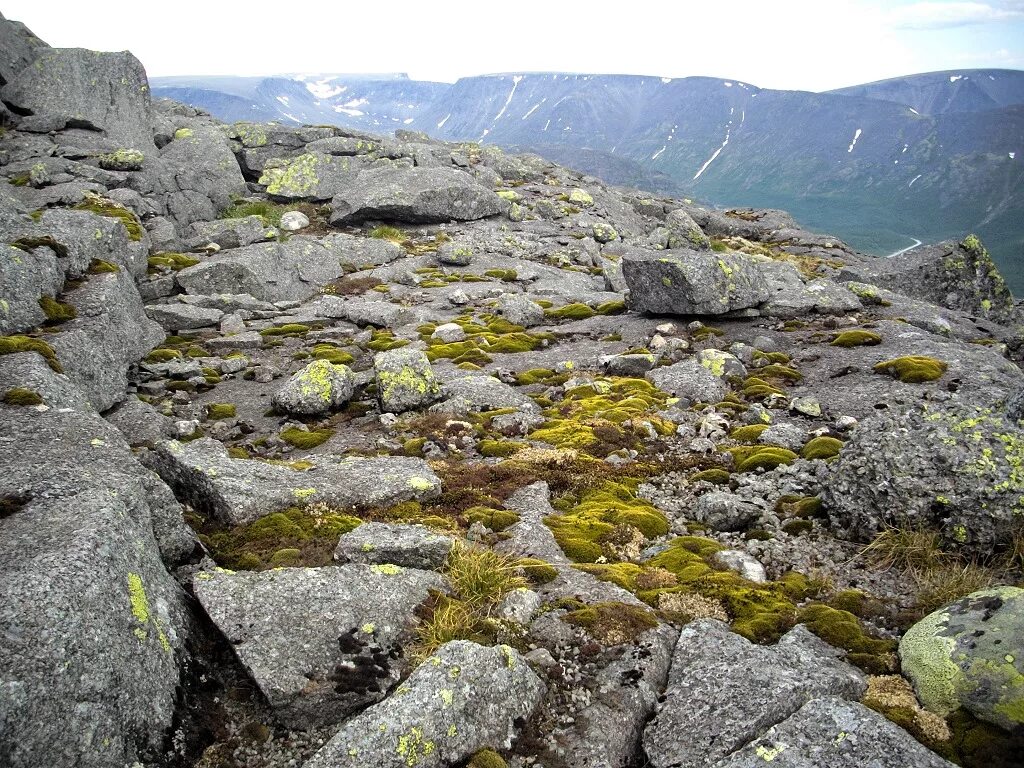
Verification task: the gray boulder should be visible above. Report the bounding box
[600,352,658,377]
[665,208,711,250]
[497,293,545,327]
[1007,386,1024,423]
[374,348,441,413]
[302,641,545,768]
[825,402,1024,555]
[147,437,441,526]
[435,374,539,414]
[48,270,164,412]
[0,361,194,768]
[644,620,866,768]
[334,522,455,570]
[144,302,223,331]
[694,492,762,532]
[329,167,505,225]
[900,586,1024,731]
[104,396,176,447]
[313,296,410,328]
[712,697,956,768]
[760,262,862,318]
[187,215,271,251]
[0,13,46,86]
[1,48,155,150]
[0,242,62,334]
[175,237,343,303]
[259,152,369,201]
[646,359,729,404]
[27,207,149,279]
[272,360,355,416]
[194,565,445,728]
[623,247,770,315]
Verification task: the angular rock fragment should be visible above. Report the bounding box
[272,359,355,416]
[374,348,441,413]
[194,565,445,728]
[334,522,455,570]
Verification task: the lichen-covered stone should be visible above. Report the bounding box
[825,401,1024,554]
[646,359,729,404]
[496,293,545,328]
[374,348,441,413]
[302,641,544,768]
[899,586,1024,731]
[334,522,455,570]
[272,359,355,417]
[643,620,866,768]
[330,167,505,225]
[194,565,445,728]
[147,437,441,526]
[623,247,770,315]
[713,697,956,768]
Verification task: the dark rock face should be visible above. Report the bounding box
[839,236,1020,327]
[1,48,155,151]
[329,167,505,225]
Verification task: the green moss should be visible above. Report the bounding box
[38,295,76,325]
[280,426,334,449]
[0,335,62,372]
[596,299,627,315]
[776,495,823,518]
[269,547,303,567]
[728,445,798,473]
[147,253,200,273]
[369,225,406,243]
[800,436,843,460]
[483,269,518,282]
[689,468,732,485]
[468,749,509,768]
[756,364,802,383]
[562,602,658,645]
[198,506,362,569]
[88,259,120,274]
[782,519,813,536]
[478,439,524,458]
[730,424,770,443]
[544,302,597,321]
[206,403,237,420]
[691,325,725,341]
[518,557,558,585]
[831,329,882,348]
[873,355,947,383]
[797,603,897,674]
[260,323,311,338]
[465,506,520,532]
[311,343,355,365]
[74,198,142,241]
[2,387,43,406]
[366,330,410,352]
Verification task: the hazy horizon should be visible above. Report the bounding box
[5,0,1024,93]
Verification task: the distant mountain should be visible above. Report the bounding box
[151,69,1024,293]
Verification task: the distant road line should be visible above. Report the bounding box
[886,237,922,258]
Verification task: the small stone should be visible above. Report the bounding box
[436,243,473,266]
[432,323,467,343]
[279,211,310,231]
[790,397,822,417]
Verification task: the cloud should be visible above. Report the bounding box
[889,1,1024,29]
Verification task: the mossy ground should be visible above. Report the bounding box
[874,356,947,383]
[280,426,334,449]
[74,196,143,241]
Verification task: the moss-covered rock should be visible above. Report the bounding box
[873,356,947,383]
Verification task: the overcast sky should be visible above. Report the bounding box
[5,0,1023,90]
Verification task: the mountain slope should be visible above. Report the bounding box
[152,69,1024,292]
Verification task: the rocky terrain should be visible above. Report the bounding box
[2,13,1024,768]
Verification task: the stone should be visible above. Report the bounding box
[194,565,445,729]
[48,270,164,412]
[592,221,619,243]
[329,167,505,225]
[0,359,194,768]
[697,348,747,379]
[147,437,441,526]
[279,210,310,231]
[302,641,545,768]
[496,293,545,328]
[104,396,176,447]
[434,374,539,414]
[1,48,155,150]
[313,296,410,328]
[643,620,866,767]
[712,549,768,582]
[374,348,441,413]
[759,262,862,319]
[0,13,45,86]
[790,396,823,417]
[646,359,729,404]
[175,237,343,303]
[712,697,956,768]
[694,492,762,532]
[206,331,262,351]
[259,152,368,201]
[495,588,542,625]
[759,423,807,452]
[899,586,1024,731]
[664,208,711,250]
[271,360,355,417]
[431,322,466,343]
[436,243,474,266]
[600,352,657,377]
[623,247,770,315]
[824,401,1024,555]
[0,242,63,334]
[145,302,224,331]
[334,522,455,570]
[187,215,270,250]
[1007,386,1024,423]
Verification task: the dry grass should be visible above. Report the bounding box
[912,561,996,616]
[862,525,946,572]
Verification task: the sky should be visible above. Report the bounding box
[4,0,1023,90]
